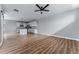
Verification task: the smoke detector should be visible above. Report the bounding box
[13,9,19,12]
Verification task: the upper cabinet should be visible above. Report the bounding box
[29,21,37,26]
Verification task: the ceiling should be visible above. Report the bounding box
[1,4,79,21]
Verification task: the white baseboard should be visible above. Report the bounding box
[38,33,79,41]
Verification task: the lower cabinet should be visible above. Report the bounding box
[19,29,27,35]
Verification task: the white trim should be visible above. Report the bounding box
[52,35,79,41]
[38,33,79,41]
[0,10,4,47]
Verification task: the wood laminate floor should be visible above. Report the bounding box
[0,33,79,54]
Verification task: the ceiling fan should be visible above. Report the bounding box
[35,4,49,14]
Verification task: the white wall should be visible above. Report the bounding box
[75,8,79,33]
[4,20,17,33]
[54,8,79,38]
[54,22,77,36]
[37,10,76,35]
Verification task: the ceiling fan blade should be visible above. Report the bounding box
[43,10,49,12]
[43,4,49,10]
[34,10,41,12]
[35,10,49,12]
[36,4,41,10]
